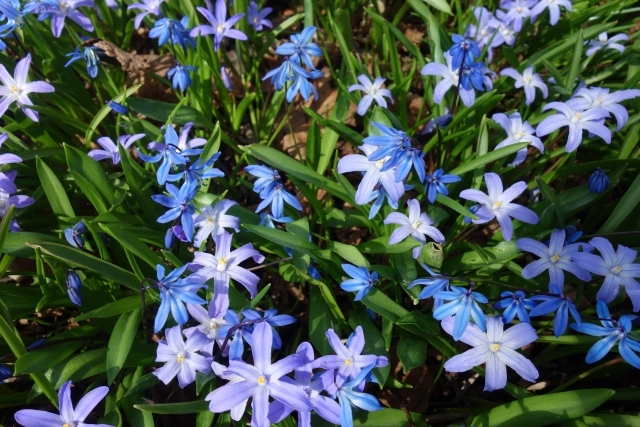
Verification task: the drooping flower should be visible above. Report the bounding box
[348,75,394,116]
[153,263,207,333]
[588,168,609,194]
[492,112,544,166]
[529,284,581,337]
[433,285,489,341]
[268,342,341,427]
[64,221,88,248]
[275,26,322,69]
[154,326,212,388]
[127,0,164,29]
[459,172,538,241]
[586,32,629,57]
[362,122,425,183]
[337,144,404,205]
[184,303,231,357]
[441,316,539,391]
[88,133,145,164]
[494,290,535,324]
[566,87,640,131]
[0,53,55,122]
[408,263,450,300]
[500,67,548,106]
[572,237,640,311]
[516,228,592,285]
[191,0,246,51]
[206,322,312,427]
[424,168,461,203]
[530,0,572,26]
[245,164,280,196]
[571,300,640,368]
[449,34,481,70]
[384,199,445,246]
[149,18,192,49]
[192,199,239,248]
[536,102,611,152]
[167,63,195,92]
[340,264,378,301]
[220,66,233,90]
[313,326,388,384]
[65,46,100,78]
[66,269,82,306]
[14,380,111,427]
[190,232,265,314]
[247,1,272,31]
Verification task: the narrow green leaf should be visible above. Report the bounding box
[75,296,142,322]
[0,205,15,253]
[36,158,75,219]
[598,173,640,233]
[127,98,216,129]
[449,142,529,176]
[107,309,141,384]
[565,30,584,91]
[99,223,162,268]
[135,400,209,414]
[302,109,362,148]
[15,342,84,374]
[435,194,478,219]
[232,93,256,131]
[535,177,563,227]
[85,85,141,147]
[309,285,334,355]
[397,332,427,373]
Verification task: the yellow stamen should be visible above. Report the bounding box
[257,376,267,385]
[490,343,501,352]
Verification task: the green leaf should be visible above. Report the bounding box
[99,223,162,268]
[357,236,420,254]
[244,224,320,254]
[135,400,209,414]
[27,242,140,291]
[397,332,427,373]
[75,296,141,322]
[309,285,334,355]
[471,389,615,427]
[326,241,369,267]
[3,232,65,258]
[365,9,422,61]
[122,373,160,399]
[232,93,256,131]
[563,414,640,427]
[449,142,529,176]
[397,310,439,336]
[106,309,141,384]
[0,205,15,254]
[303,107,362,148]
[436,194,478,219]
[15,341,84,374]
[127,98,216,129]
[312,408,428,427]
[565,30,584,91]
[85,85,141,147]
[598,172,640,233]
[65,144,116,210]
[36,158,75,219]
[243,144,352,203]
[535,177,563,227]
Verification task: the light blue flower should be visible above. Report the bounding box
[384,199,445,246]
[433,285,489,341]
[536,102,611,152]
[529,284,581,337]
[275,26,322,69]
[167,63,195,91]
[340,264,378,301]
[348,75,393,116]
[65,46,100,78]
[500,67,548,106]
[247,1,272,31]
[425,168,461,203]
[151,180,199,241]
[153,263,206,333]
[571,300,640,368]
[494,291,535,324]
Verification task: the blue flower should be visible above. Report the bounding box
[0,363,11,383]
[571,300,640,368]
[247,1,272,31]
[449,34,481,70]
[588,167,609,194]
[463,204,481,224]
[433,285,488,341]
[340,264,378,301]
[327,362,383,427]
[127,0,164,29]
[149,18,182,46]
[246,165,302,218]
[65,46,100,78]
[66,269,82,306]
[107,100,129,114]
[258,212,294,229]
[275,26,322,69]
[425,168,461,203]
[154,264,206,332]
[263,57,309,90]
[64,221,87,248]
[460,62,486,91]
[190,0,247,51]
[242,308,296,349]
[167,63,195,92]
[245,164,280,196]
[494,291,535,324]
[152,180,199,241]
[167,152,224,186]
[408,263,450,300]
[529,284,581,337]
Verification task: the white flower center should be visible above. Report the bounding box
[594,97,602,106]
[490,343,501,352]
[375,159,385,169]
[10,85,19,94]
[571,113,582,123]
[411,221,421,230]
[516,6,522,12]
[149,1,157,8]
[345,358,353,366]
[207,216,216,224]
[550,254,560,263]
[610,265,621,274]
[217,257,228,272]
[523,76,531,85]
[253,17,258,23]
[492,200,502,210]
[217,24,224,34]
[515,130,524,139]
[176,351,185,363]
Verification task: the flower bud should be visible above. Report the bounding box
[66,269,82,306]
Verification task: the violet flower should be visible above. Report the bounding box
[154,326,211,388]
[191,0,246,51]
[384,199,445,246]
[586,32,629,57]
[313,326,388,384]
[492,112,544,166]
[348,75,394,116]
[127,0,164,29]
[459,172,538,241]
[88,133,145,164]
[39,0,95,38]
[0,170,35,217]
[572,237,640,311]
[192,199,240,247]
[441,316,539,391]
[183,303,231,357]
[529,284,581,337]
[530,0,572,26]
[566,87,640,131]
[14,380,111,427]
[536,102,611,152]
[517,228,592,286]
[241,309,297,350]
[206,322,312,427]
[0,133,21,165]
[337,143,404,205]
[0,53,55,122]
[247,1,272,31]
[499,0,536,31]
[433,285,489,341]
[327,362,383,427]
[190,231,265,314]
[500,67,548,106]
[268,342,341,427]
[465,7,497,49]
[421,52,477,108]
